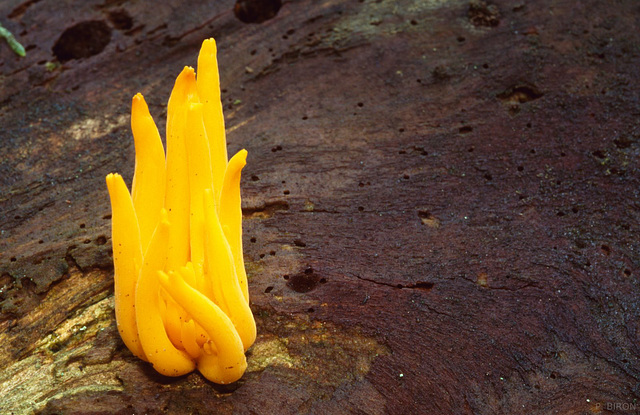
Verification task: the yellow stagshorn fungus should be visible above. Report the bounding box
[105,38,256,384]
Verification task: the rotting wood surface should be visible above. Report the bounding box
[1,0,640,413]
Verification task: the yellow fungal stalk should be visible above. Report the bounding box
[105,38,255,384]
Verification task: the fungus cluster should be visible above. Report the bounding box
[106,38,255,384]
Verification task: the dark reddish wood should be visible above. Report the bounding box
[1,0,640,413]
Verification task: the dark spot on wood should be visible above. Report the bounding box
[468,0,500,27]
[234,0,282,24]
[287,268,321,293]
[613,137,633,149]
[108,9,133,31]
[8,0,41,19]
[408,281,434,291]
[53,20,112,62]
[412,146,428,156]
[432,65,450,81]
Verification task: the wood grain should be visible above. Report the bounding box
[1,0,639,413]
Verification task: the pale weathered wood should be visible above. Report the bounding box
[1,0,640,413]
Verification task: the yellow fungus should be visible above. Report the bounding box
[106,38,255,384]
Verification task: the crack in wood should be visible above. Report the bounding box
[352,273,433,292]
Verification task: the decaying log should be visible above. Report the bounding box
[1,0,640,413]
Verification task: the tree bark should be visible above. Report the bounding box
[1,0,639,413]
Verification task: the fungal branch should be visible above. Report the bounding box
[106,38,256,384]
